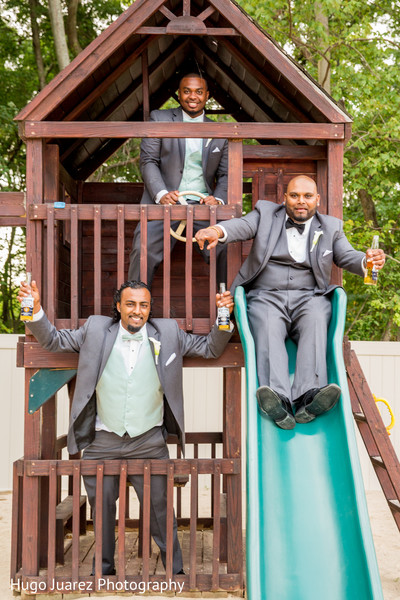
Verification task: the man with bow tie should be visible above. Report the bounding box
[195,175,385,429]
[128,73,228,287]
[18,279,234,575]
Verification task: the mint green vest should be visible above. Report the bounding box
[178,144,208,199]
[96,339,163,437]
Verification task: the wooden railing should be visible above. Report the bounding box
[29,202,241,333]
[12,450,242,593]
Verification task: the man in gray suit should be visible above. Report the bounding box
[196,175,385,430]
[128,73,228,286]
[18,279,234,575]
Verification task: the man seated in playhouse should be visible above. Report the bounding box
[18,278,234,576]
[195,175,385,430]
[128,72,228,288]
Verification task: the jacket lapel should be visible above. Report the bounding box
[98,322,119,378]
[245,205,285,284]
[265,206,286,263]
[146,321,162,377]
[173,108,185,164]
[202,114,213,164]
[309,214,325,288]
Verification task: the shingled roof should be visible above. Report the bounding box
[16,0,351,180]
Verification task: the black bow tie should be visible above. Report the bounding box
[285,217,305,234]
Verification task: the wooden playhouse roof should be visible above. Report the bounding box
[16,0,351,180]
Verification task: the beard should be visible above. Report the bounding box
[286,206,317,223]
[127,324,141,333]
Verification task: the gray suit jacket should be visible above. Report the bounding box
[220,201,365,293]
[139,108,228,204]
[27,315,233,454]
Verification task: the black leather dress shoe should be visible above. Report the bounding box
[294,384,341,424]
[256,386,295,430]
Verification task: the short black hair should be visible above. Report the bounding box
[111,280,152,323]
[179,72,208,91]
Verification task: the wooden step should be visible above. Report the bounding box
[388,499,400,513]
[56,495,87,565]
[371,455,384,467]
[353,412,366,422]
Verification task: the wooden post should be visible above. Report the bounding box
[22,369,41,577]
[227,140,243,288]
[317,159,328,215]
[26,139,44,290]
[43,143,60,323]
[327,140,344,285]
[39,397,57,567]
[223,366,243,581]
[327,140,344,219]
[22,139,45,578]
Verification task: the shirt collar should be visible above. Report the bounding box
[182,110,205,123]
[118,321,148,341]
[285,214,314,235]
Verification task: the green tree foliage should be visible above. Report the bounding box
[240,0,400,339]
[0,227,25,332]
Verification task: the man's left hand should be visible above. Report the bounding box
[200,195,221,206]
[216,290,234,314]
[366,248,385,270]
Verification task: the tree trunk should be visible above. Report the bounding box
[28,0,46,89]
[0,229,16,328]
[66,0,82,57]
[48,0,70,71]
[314,2,331,94]
[357,189,379,227]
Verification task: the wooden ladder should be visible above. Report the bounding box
[344,338,400,532]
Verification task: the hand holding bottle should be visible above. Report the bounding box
[18,276,42,318]
[216,284,234,329]
[364,235,385,285]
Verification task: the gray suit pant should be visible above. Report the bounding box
[82,427,183,574]
[246,290,332,402]
[128,219,227,287]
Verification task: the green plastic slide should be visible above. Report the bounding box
[234,286,383,600]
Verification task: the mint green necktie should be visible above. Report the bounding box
[122,332,143,342]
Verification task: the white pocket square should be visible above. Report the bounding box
[165,353,176,366]
[323,250,332,257]
[212,147,220,153]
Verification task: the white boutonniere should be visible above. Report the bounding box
[205,138,212,148]
[310,231,323,253]
[149,338,161,365]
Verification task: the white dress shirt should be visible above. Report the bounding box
[217,215,314,260]
[285,215,314,262]
[218,213,366,271]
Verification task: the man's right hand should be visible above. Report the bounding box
[195,226,222,250]
[18,280,41,314]
[159,190,180,205]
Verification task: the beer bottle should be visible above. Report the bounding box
[217,283,230,330]
[20,273,34,321]
[364,235,379,286]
